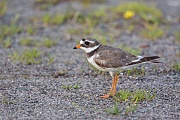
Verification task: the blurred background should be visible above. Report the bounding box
[0,0,179,69]
[0,1,179,119]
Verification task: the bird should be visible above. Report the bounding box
[73,38,160,98]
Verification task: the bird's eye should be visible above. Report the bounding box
[85,41,89,45]
[82,38,85,41]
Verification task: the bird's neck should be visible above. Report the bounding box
[86,44,101,58]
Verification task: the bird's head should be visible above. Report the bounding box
[73,38,101,53]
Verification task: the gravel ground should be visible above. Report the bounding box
[0,0,180,119]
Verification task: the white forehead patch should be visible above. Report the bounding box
[80,40,84,44]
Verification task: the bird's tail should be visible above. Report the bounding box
[141,56,161,63]
[127,56,160,66]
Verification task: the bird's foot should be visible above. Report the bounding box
[99,94,111,98]
[99,86,116,99]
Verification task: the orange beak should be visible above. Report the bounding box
[73,44,81,49]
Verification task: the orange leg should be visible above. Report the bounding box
[100,74,119,98]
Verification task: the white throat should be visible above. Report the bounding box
[81,45,100,53]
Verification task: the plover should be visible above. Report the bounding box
[73,38,160,98]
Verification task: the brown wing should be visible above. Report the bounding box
[94,49,136,68]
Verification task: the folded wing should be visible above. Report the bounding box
[94,48,160,69]
[94,49,136,68]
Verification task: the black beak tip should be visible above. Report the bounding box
[73,46,77,49]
